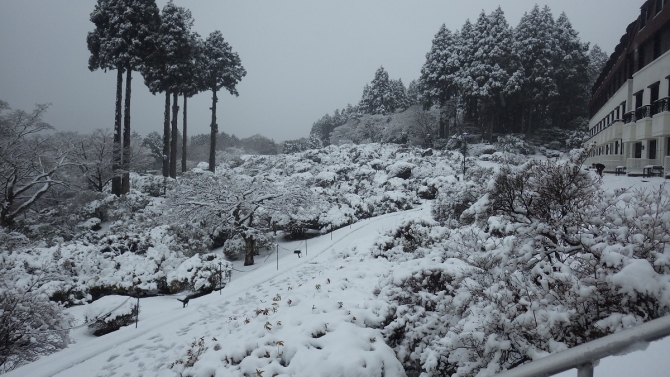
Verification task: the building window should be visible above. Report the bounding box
[615,141,620,155]
[640,6,648,29]
[656,0,664,15]
[649,139,657,160]
[635,90,644,109]
[667,137,670,156]
[638,45,646,69]
[650,82,660,114]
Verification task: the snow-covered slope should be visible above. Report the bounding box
[5,204,430,377]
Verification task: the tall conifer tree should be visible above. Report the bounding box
[200,30,246,172]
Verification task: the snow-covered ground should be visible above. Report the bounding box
[6,172,670,377]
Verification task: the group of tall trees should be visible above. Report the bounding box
[311,5,607,147]
[87,0,245,195]
[419,5,599,141]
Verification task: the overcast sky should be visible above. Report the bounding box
[0,0,641,142]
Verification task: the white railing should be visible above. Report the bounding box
[495,315,670,377]
[627,158,655,172]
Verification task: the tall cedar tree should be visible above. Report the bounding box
[141,1,196,178]
[551,12,590,128]
[179,34,204,172]
[87,0,160,194]
[513,5,559,135]
[419,24,461,139]
[200,30,246,172]
[358,67,407,115]
[459,8,519,141]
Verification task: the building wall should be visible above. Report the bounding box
[585,0,670,174]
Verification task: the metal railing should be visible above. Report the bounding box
[623,110,635,124]
[636,105,652,120]
[653,97,670,115]
[495,315,670,377]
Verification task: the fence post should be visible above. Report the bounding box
[276,244,279,270]
[577,362,594,377]
[135,296,139,328]
[219,262,222,294]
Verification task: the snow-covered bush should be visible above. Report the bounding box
[85,296,139,336]
[432,165,493,227]
[487,151,527,166]
[494,134,535,155]
[377,151,670,376]
[372,219,449,262]
[0,269,71,373]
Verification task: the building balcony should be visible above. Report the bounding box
[636,105,652,120]
[623,110,636,124]
[636,116,653,139]
[653,97,670,115]
[622,121,637,143]
[601,120,623,142]
[652,111,670,137]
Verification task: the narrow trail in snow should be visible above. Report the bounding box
[5,205,424,377]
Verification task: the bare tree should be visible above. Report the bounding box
[0,102,71,228]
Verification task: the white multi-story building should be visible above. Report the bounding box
[585,0,670,176]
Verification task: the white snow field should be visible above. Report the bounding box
[6,174,670,377]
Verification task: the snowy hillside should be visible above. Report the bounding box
[3,143,670,377]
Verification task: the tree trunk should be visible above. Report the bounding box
[182,95,188,173]
[162,90,170,178]
[170,91,179,178]
[209,88,218,173]
[122,67,132,194]
[112,65,124,196]
[438,103,446,139]
[243,235,255,266]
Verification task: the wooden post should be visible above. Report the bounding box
[219,262,222,294]
[135,296,139,328]
[276,245,279,270]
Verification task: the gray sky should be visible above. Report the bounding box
[0,0,640,142]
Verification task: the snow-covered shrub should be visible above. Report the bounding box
[487,151,527,166]
[386,161,415,179]
[494,134,535,155]
[377,151,670,376]
[432,166,492,227]
[0,269,71,372]
[131,173,164,197]
[372,219,448,262]
[86,296,139,336]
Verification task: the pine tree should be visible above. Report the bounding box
[200,30,246,172]
[419,24,461,138]
[87,0,160,195]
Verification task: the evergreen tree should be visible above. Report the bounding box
[200,30,246,172]
[513,5,559,135]
[358,66,407,115]
[141,1,196,179]
[87,0,160,195]
[406,79,421,106]
[587,44,609,92]
[458,9,518,141]
[551,12,591,129]
[419,24,461,138]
